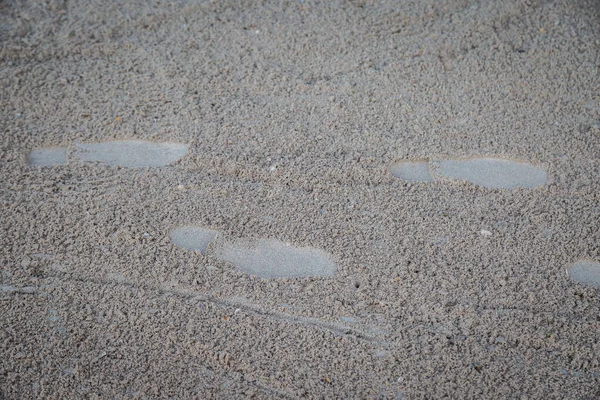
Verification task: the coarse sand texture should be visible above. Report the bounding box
[2,0,599,398]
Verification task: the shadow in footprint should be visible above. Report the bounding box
[568,260,600,289]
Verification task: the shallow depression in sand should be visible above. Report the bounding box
[568,261,600,289]
[216,238,336,278]
[73,140,188,167]
[28,147,68,167]
[390,161,433,182]
[170,226,218,254]
[434,158,548,189]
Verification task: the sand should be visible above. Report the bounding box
[1,0,599,398]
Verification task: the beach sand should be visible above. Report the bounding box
[1,0,599,398]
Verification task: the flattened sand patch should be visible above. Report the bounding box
[73,140,189,167]
[216,238,336,278]
[568,260,600,289]
[389,161,433,182]
[170,226,218,254]
[433,158,548,189]
[28,147,68,167]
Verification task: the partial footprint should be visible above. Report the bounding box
[391,157,548,189]
[72,140,189,167]
[433,158,548,189]
[216,238,337,278]
[28,140,189,168]
[28,147,68,167]
[389,161,433,182]
[170,226,218,254]
[568,260,600,289]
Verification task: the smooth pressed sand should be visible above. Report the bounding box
[216,238,337,278]
[170,226,218,254]
[568,260,600,289]
[433,158,548,189]
[389,161,433,182]
[27,147,68,167]
[73,140,189,167]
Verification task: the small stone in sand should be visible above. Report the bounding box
[28,147,68,167]
[568,260,600,289]
[216,238,336,278]
[434,158,548,189]
[389,161,433,182]
[170,226,218,254]
[73,140,188,167]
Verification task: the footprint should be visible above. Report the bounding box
[391,157,548,189]
[215,238,337,279]
[72,140,189,167]
[389,161,433,182]
[170,226,218,254]
[433,158,548,189]
[28,147,68,167]
[568,260,600,289]
[28,140,189,168]
[170,225,337,279]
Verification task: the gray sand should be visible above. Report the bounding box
[170,226,219,254]
[2,0,599,398]
[216,238,336,278]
